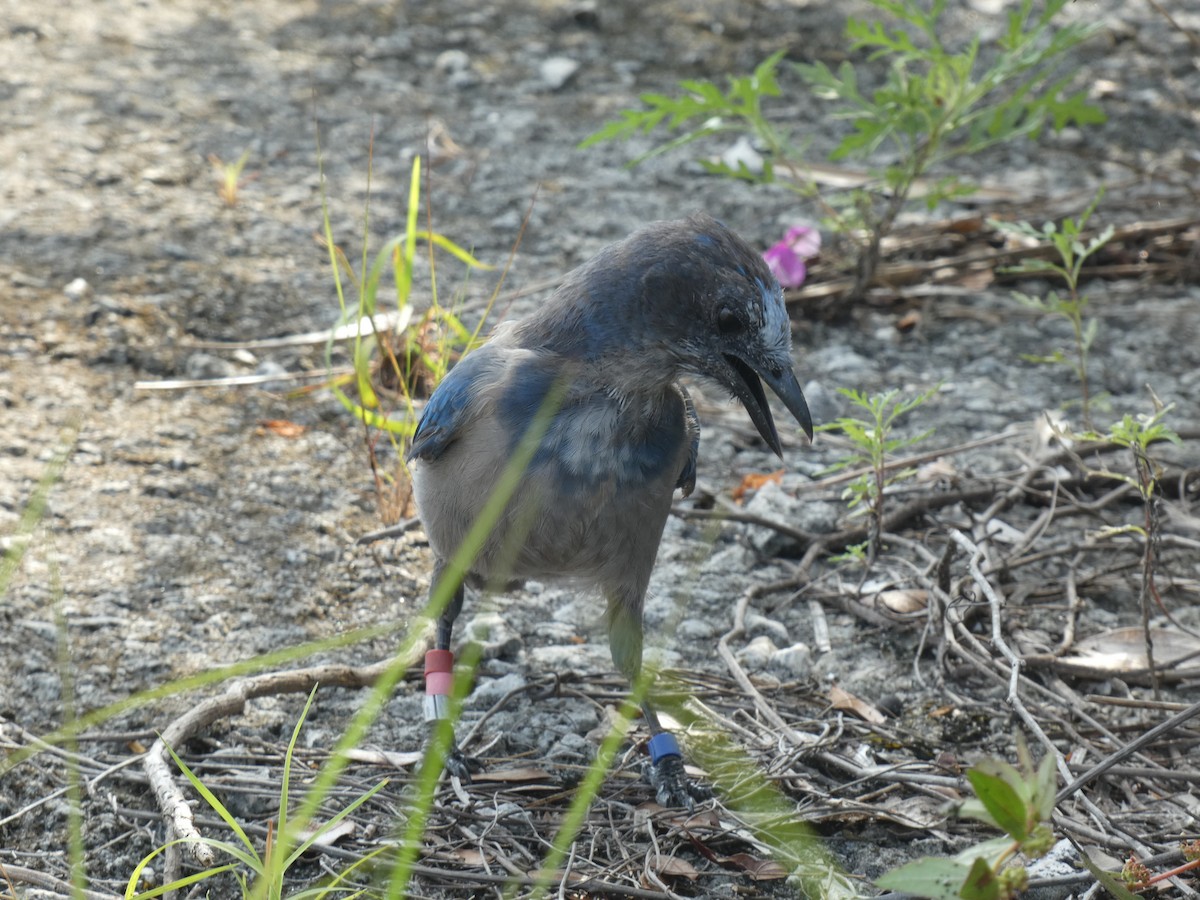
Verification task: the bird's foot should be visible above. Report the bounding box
[422,648,480,779]
[646,755,712,808]
[645,734,711,809]
[421,727,481,781]
[443,743,480,781]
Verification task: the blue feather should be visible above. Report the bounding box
[407,349,496,462]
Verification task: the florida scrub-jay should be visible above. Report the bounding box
[407,213,813,806]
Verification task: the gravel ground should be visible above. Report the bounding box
[2,0,1199,896]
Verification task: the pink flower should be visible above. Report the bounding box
[763,225,821,289]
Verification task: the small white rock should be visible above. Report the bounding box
[468,671,527,706]
[184,352,235,380]
[719,136,764,175]
[63,277,91,300]
[743,480,801,554]
[676,617,717,640]
[736,635,779,671]
[253,359,288,391]
[772,641,812,677]
[434,49,470,74]
[744,612,789,643]
[539,56,580,90]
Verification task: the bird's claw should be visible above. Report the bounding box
[646,755,710,809]
[422,729,480,782]
[443,744,480,781]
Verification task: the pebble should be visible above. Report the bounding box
[801,378,842,428]
[545,730,593,762]
[744,612,789,643]
[736,635,779,671]
[434,49,478,88]
[461,611,524,660]
[742,479,802,555]
[791,499,843,535]
[435,49,470,74]
[253,359,289,391]
[1023,839,1085,900]
[538,56,579,90]
[184,352,235,380]
[63,277,91,300]
[528,643,613,672]
[676,617,717,640]
[468,671,527,706]
[772,641,812,678]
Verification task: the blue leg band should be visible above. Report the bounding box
[648,732,682,763]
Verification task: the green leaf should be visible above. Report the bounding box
[1008,289,1049,309]
[956,835,1019,868]
[1046,88,1106,130]
[1077,848,1142,900]
[125,839,240,900]
[1020,823,1056,857]
[164,742,260,860]
[958,798,1001,830]
[698,159,773,184]
[959,856,1001,900]
[749,49,786,95]
[1033,750,1058,820]
[876,857,972,899]
[966,763,1030,840]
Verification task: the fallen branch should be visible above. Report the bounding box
[144,655,416,866]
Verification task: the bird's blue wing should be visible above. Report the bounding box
[406,348,497,462]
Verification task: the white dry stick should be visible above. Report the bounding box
[948,528,1072,785]
[718,583,819,750]
[143,657,408,866]
[947,529,1168,870]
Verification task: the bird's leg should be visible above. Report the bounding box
[607,591,707,809]
[638,700,701,809]
[423,560,475,780]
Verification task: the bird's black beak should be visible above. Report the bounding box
[724,354,814,457]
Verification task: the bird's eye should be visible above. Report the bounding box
[717,307,743,335]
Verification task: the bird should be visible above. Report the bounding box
[406,212,813,806]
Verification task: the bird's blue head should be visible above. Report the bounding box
[633,213,814,455]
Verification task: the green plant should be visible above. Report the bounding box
[1079,400,1181,693]
[818,385,939,560]
[1117,839,1200,892]
[318,151,493,519]
[584,0,1104,297]
[209,149,253,206]
[0,427,88,894]
[877,739,1057,900]
[829,540,871,566]
[0,425,76,594]
[126,687,387,899]
[581,50,797,184]
[994,190,1114,428]
[321,155,492,437]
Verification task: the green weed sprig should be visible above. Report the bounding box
[877,738,1057,900]
[818,385,938,562]
[994,190,1114,428]
[320,155,492,440]
[1077,400,1181,695]
[126,687,387,899]
[318,147,493,520]
[209,149,253,207]
[584,0,1104,297]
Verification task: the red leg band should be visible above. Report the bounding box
[425,649,454,696]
